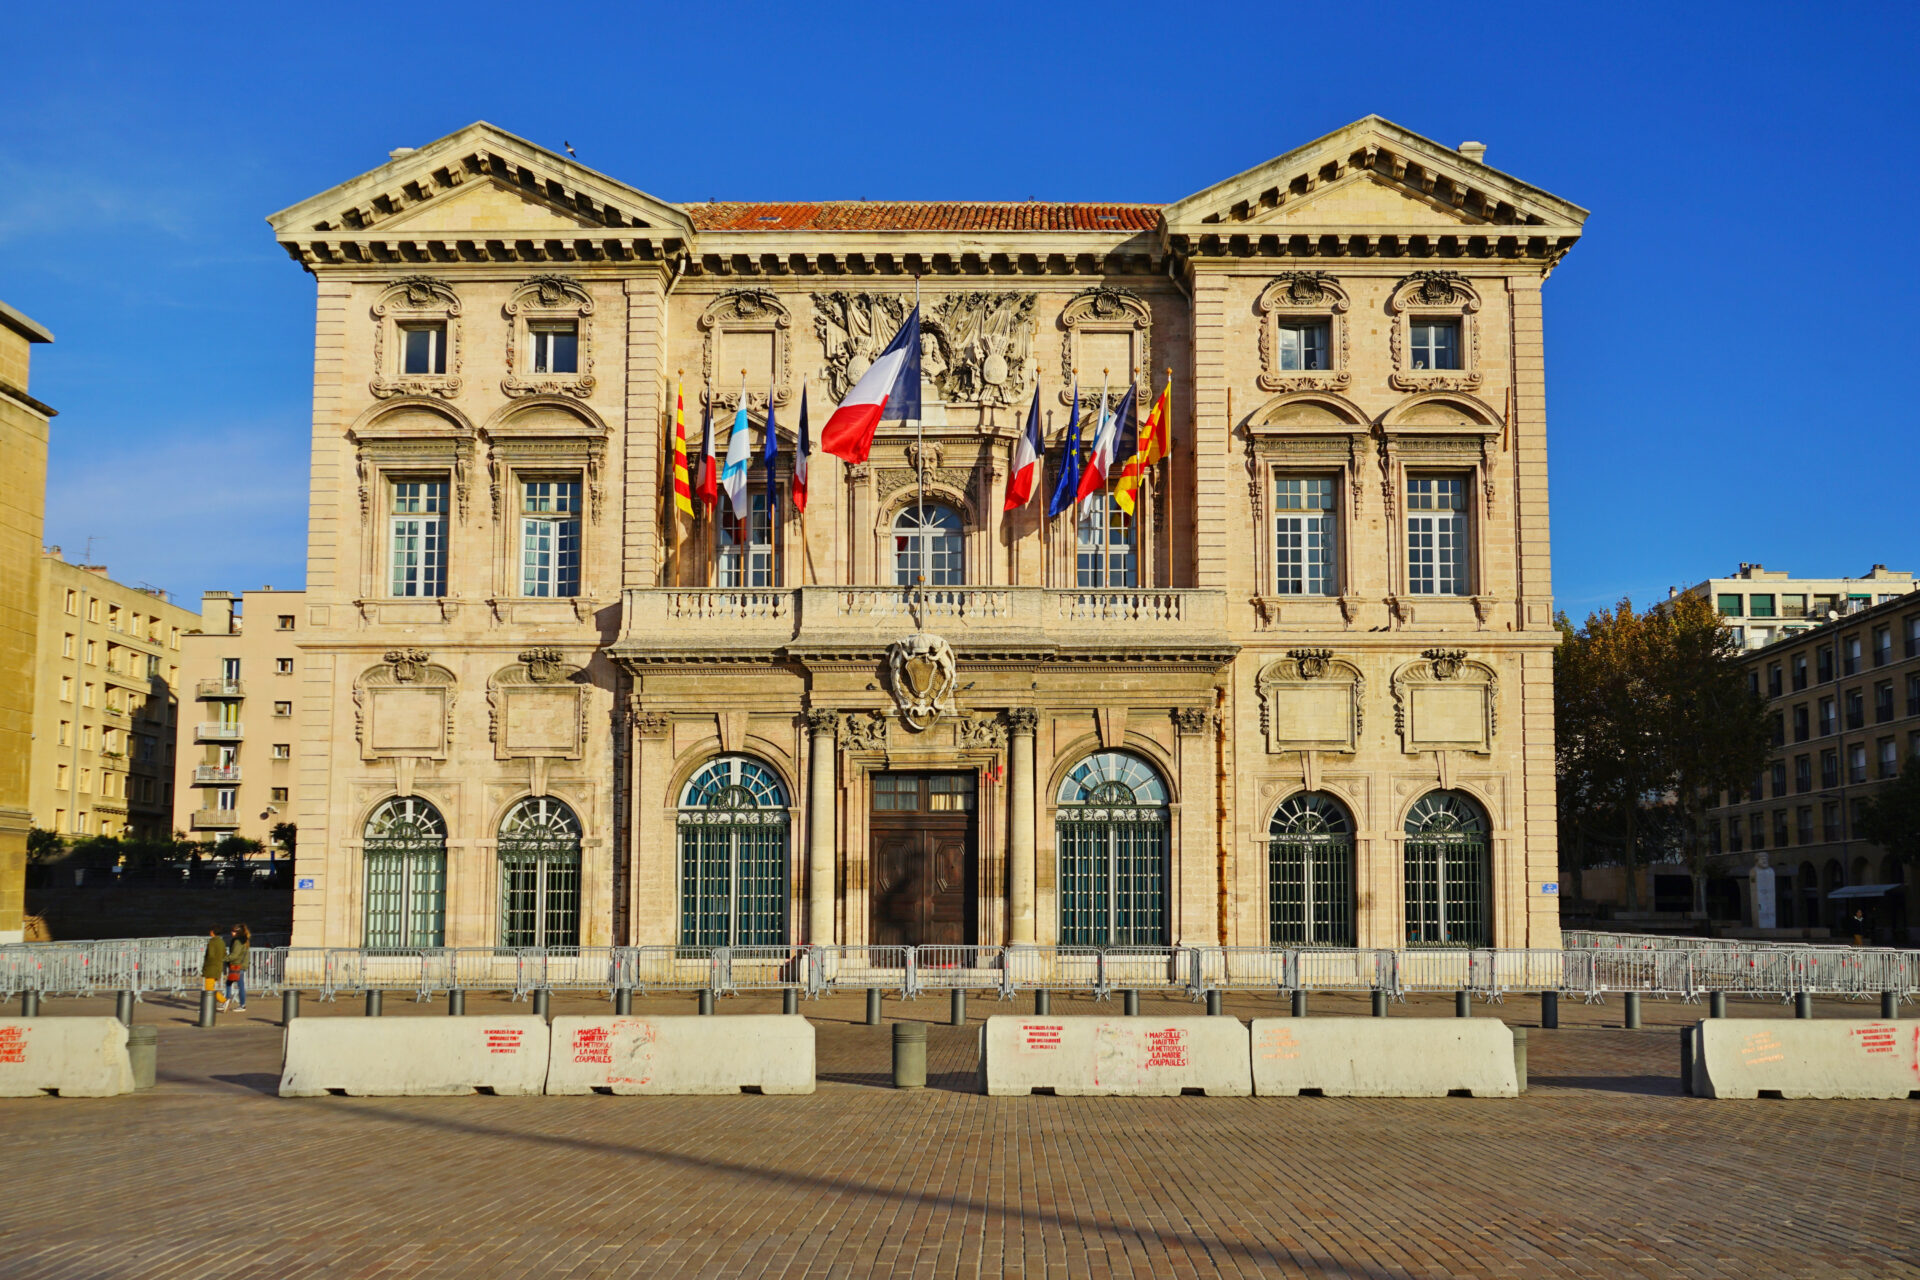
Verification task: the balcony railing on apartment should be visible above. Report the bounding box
[196,679,245,699]
[193,765,242,784]
[197,722,244,741]
[190,810,241,830]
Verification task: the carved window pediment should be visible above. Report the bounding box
[1386,271,1482,393]
[1257,651,1364,753]
[480,399,609,524]
[371,277,462,400]
[701,289,793,411]
[487,650,588,761]
[354,651,457,762]
[349,404,474,525]
[1390,650,1498,754]
[502,275,595,400]
[1256,273,1351,393]
[1057,287,1151,409]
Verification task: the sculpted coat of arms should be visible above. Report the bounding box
[886,632,957,731]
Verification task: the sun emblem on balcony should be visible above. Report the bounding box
[886,632,957,731]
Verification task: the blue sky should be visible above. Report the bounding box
[3,0,1914,616]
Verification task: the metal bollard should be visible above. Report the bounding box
[1206,989,1223,1017]
[616,986,633,1015]
[283,989,301,1025]
[532,989,551,1021]
[698,990,714,1016]
[1291,989,1307,1018]
[782,988,797,1016]
[1623,992,1641,1030]
[1881,990,1898,1020]
[891,1021,926,1089]
[1680,1026,1694,1096]
[1455,990,1472,1018]
[950,989,966,1027]
[1710,991,1726,1019]
[447,989,465,1016]
[1512,1026,1528,1093]
[1034,989,1051,1016]
[365,990,383,1018]
[115,990,134,1027]
[865,987,881,1026]
[1794,992,1812,1020]
[196,990,217,1028]
[20,990,39,1018]
[1371,989,1388,1018]
[1123,989,1140,1017]
[1540,989,1559,1030]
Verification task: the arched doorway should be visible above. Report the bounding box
[1268,792,1355,946]
[1056,751,1169,946]
[498,796,582,948]
[1403,790,1490,947]
[363,797,446,948]
[677,756,789,947]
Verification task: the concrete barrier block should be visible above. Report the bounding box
[546,1015,814,1095]
[278,1017,549,1097]
[1249,1018,1518,1097]
[1696,1018,1920,1100]
[982,1016,1251,1097]
[0,1018,135,1097]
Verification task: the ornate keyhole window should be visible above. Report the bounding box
[363,797,447,948]
[677,756,789,947]
[1056,751,1169,946]
[892,502,964,588]
[498,796,582,949]
[1269,792,1355,946]
[1403,790,1490,947]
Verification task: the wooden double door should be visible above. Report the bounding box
[870,771,977,948]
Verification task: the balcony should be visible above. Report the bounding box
[610,586,1235,664]
[197,679,245,699]
[197,721,244,741]
[193,765,242,784]
[191,810,241,831]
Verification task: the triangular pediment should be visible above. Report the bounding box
[1161,115,1586,238]
[267,121,694,241]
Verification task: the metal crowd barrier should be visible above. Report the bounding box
[5,939,1918,1003]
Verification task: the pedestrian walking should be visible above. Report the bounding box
[1849,907,1867,947]
[202,927,228,1011]
[225,924,251,1012]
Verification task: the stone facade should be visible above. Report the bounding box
[1672,562,1915,652]
[0,300,54,942]
[269,117,1584,951]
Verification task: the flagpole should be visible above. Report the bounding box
[1100,369,1111,594]
[1163,366,1173,589]
[671,370,683,586]
[912,276,925,632]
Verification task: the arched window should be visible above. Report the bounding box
[677,756,789,947]
[498,797,582,949]
[1403,791,1489,947]
[363,797,446,948]
[892,502,964,588]
[1269,792,1354,946]
[1056,751,1168,946]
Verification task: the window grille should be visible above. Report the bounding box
[363,797,447,948]
[1274,477,1336,596]
[498,796,582,948]
[1056,752,1168,946]
[1268,792,1355,946]
[1403,791,1490,947]
[894,501,965,588]
[676,756,788,947]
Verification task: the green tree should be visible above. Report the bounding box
[26,828,64,864]
[271,822,297,859]
[1856,755,1920,870]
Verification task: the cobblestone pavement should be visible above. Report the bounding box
[2,990,1916,1279]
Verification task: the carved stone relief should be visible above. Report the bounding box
[838,712,890,752]
[701,289,794,410]
[1391,651,1498,754]
[1386,270,1483,392]
[886,632,957,731]
[351,417,474,526]
[1257,651,1364,753]
[812,291,911,401]
[354,651,458,762]
[1057,287,1152,408]
[502,275,595,399]
[956,716,1007,751]
[370,277,462,400]
[487,650,588,761]
[925,292,1036,406]
[1255,273,1352,392]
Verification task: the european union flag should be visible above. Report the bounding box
[1046,384,1082,519]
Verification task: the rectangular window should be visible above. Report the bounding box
[1816,645,1834,682]
[1845,689,1864,731]
[1728,820,1743,853]
[1748,594,1776,618]
[717,493,775,589]
[1873,626,1891,667]
[1772,810,1788,848]
[1717,594,1743,617]
[271,787,289,803]
[389,480,448,597]
[1770,761,1786,798]
[1880,737,1898,779]
[64,589,78,615]
[1076,492,1138,589]
[82,683,94,707]
[1794,754,1811,793]
[1875,681,1894,723]
[1750,815,1765,851]
[400,323,446,375]
[276,658,294,675]
[1769,712,1784,747]
[520,480,582,598]
[273,701,292,717]
[1843,635,1862,676]
[1781,594,1807,618]
[1273,476,1337,596]
[1797,806,1813,844]
[1907,614,1920,658]
[1791,654,1808,691]
[216,788,238,812]
[1767,663,1782,698]
[222,657,240,681]
[84,639,97,665]
[1274,322,1329,371]
[529,323,579,374]
[1408,319,1460,370]
[278,614,295,631]
[1405,476,1468,595]
[59,676,72,702]
[61,633,73,658]
[272,743,291,760]
[1819,697,1836,736]
[55,763,68,790]
[1848,743,1867,784]
[57,720,69,746]
[1821,750,1838,788]
[1908,673,1920,716]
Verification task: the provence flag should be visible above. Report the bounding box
[1045,383,1082,519]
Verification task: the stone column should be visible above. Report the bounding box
[1007,709,1039,944]
[805,710,838,945]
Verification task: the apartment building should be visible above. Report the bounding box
[30,551,200,841]
[1673,563,1915,651]
[0,300,55,942]
[1708,592,1920,942]
[172,587,306,846]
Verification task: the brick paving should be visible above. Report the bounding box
[2,990,1916,1279]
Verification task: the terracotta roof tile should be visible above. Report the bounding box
[684,202,1160,232]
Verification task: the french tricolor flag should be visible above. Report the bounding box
[1075,382,1135,509]
[819,306,921,465]
[1004,384,1042,511]
[792,385,811,513]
